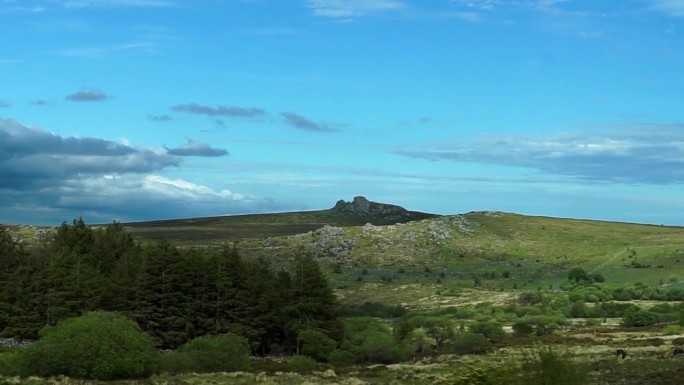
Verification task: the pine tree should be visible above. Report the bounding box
[129,241,195,348]
[286,255,342,352]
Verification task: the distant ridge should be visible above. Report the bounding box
[119,196,438,243]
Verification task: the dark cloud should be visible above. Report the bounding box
[0,101,10,108]
[148,114,172,122]
[420,117,433,123]
[165,139,229,157]
[215,119,227,129]
[0,117,278,225]
[31,100,47,106]
[171,103,266,118]
[280,112,338,132]
[0,117,180,189]
[393,125,684,184]
[65,89,110,102]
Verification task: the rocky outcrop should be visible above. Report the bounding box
[332,196,412,222]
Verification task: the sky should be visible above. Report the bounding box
[1,0,684,226]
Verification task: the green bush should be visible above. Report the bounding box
[661,325,683,336]
[328,349,357,367]
[157,352,195,374]
[512,321,534,337]
[340,317,411,364]
[289,355,318,373]
[452,332,488,355]
[622,306,658,327]
[469,322,506,343]
[520,347,588,385]
[3,311,156,380]
[178,333,250,373]
[298,329,337,362]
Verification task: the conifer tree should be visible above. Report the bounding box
[287,255,342,351]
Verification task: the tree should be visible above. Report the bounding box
[421,317,455,350]
[567,268,589,283]
[287,255,342,351]
[129,241,195,348]
[5,312,156,380]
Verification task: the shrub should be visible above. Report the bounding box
[289,355,318,373]
[157,352,195,374]
[469,322,506,343]
[452,332,488,355]
[661,325,683,336]
[341,317,411,364]
[519,292,543,305]
[298,329,338,362]
[328,349,357,367]
[178,333,250,373]
[5,311,156,380]
[520,346,588,385]
[622,306,658,327]
[512,321,534,337]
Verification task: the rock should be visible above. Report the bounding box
[332,196,411,222]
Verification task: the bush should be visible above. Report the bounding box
[662,325,683,336]
[340,317,411,364]
[298,329,338,362]
[513,321,534,337]
[3,311,156,380]
[328,349,357,367]
[520,346,588,385]
[178,333,250,373]
[157,352,195,374]
[452,332,488,355]
[289,355,318,373]
[622,306,658,327]
[469,322,506,343]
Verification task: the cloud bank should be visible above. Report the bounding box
[393,125,684,184]
[0,118,267,224]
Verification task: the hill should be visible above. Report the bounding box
[232,211,684,297]
[120,196,438,243]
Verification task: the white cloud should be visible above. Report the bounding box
[308,0,406,18]
[651,0,684,17]
[61,0,177,8]
[142,175,248,201]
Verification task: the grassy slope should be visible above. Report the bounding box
[144,211,675,306]
[120,209,437,243]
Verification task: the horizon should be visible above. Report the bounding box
[2,1,684,226]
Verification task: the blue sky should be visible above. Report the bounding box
[1,0,684,225]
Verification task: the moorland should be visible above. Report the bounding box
[1,196,683,384]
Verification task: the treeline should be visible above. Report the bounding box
[0,219,341,353]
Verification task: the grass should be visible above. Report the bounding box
[119,209,437,244]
